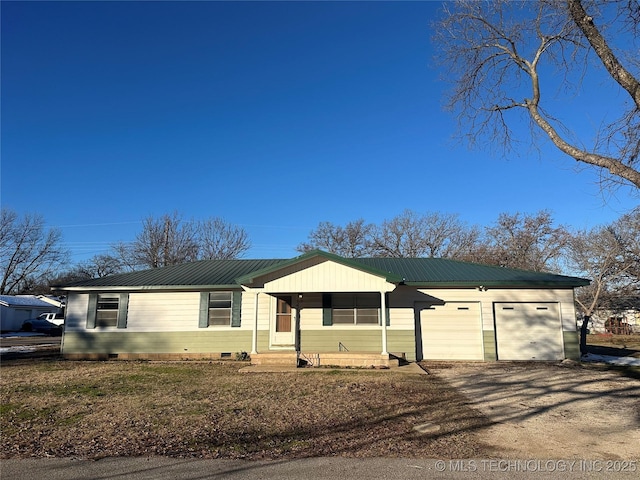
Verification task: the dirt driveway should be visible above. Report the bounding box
[425,362,640,460]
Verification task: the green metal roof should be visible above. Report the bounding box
[353,257,590,287]
[53,251,589,291]
[54,259,286,291]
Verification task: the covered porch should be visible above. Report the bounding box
[237,252,403,366]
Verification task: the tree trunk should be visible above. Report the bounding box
[567,0,640,110]
[580,315,590,356]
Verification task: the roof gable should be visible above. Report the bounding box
[236,250,404,286]
[253,256,397,293]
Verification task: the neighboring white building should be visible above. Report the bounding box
[0,295,63,332]
[587,309,640,334]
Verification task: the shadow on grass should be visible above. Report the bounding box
[587,343,639,358]
[585,344,640,380]
[1,357,494,461]
[3,353,639,466]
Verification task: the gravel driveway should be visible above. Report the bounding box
[424,361,640,460]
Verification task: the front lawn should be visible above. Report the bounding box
[0,359,491,460]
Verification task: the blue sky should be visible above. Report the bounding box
[2,1,637,263]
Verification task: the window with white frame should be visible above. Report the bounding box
[96,294,120,328]
[332,293,380,325]
[208,291,233,326]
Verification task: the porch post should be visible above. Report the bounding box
[380,291,388,355]
[251,292,259,355]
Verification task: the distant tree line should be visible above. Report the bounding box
[0,210,250,294]
[297,209,570,273]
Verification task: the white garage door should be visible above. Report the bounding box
[420,302,483,360]
[494,303,563,360]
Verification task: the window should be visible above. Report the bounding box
[332,293,380,325]
[87,293,128,329]
[208,292,232,326]
[199,291,241,328]
[96,294,120,328]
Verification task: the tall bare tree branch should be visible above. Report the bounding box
[436,0,640,190]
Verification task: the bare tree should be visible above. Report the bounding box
[76,254,124,278]
[567,208,640,353]
[48,254,124,289]
[198,217,251,260]
[435,0,640,191]
[123,212,200,269]
[372,210,480,258]
[612,207,640,284]
[297,219,375,257]
[0,209,68,294]
[299,211,478,259]
[467,210,570,272]
[110,241,140,272]
[110,213,251,269]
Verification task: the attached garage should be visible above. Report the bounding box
[420,302,483,360]
[494,302,564,360]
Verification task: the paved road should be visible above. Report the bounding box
[0,333,61,347]
[2,457,638,480]
[0,334,61,360]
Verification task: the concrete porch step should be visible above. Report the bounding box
[251,352,298,366]
[251,351,403,368]
[299,352,400,368]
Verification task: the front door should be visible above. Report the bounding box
[272,295,295,347]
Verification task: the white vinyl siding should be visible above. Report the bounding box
[494,302,564,360]
[262,259,394,293]
[124,292,200,331]
[420,302,483,360]
[64,294,90,331]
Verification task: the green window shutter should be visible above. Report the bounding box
[231,291,242,327]
[86,294,97,329]
[117,293,129,329]
[198,292,210,328]
[322,293,332,326]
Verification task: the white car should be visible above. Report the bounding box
[37,312,65,326]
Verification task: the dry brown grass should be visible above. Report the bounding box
[0,359,493,460]
[587,334,640,352]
